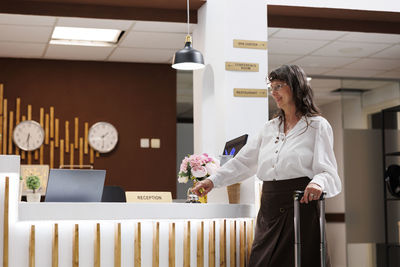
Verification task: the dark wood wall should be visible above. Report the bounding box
[0,58,177,197]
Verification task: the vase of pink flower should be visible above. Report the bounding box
[178,153,220,203]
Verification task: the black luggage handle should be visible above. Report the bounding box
[294,190,325,201]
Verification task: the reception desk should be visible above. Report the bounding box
[0,162,256,267]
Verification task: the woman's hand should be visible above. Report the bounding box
[192,179,214,197]
[300,182,322,204]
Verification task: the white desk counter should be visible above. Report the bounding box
[18,202,255,221]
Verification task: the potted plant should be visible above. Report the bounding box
[19,176,23,201]
[26,175,41,202]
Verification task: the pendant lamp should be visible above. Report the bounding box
[172,0,205,70]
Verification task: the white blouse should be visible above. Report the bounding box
[208,116,341,198]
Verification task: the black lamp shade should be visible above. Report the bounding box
[172,41,205,70]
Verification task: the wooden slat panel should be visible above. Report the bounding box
[52,224,59,267]
[84,122,89,154]
[39,108,44,127]
[2,99,7,154]
[134,222,141,267]
[74,117,79,149]
[3,177,9,267]
[65,121,69,153]
[55,118,59,148]
[230,221,236,267]
[15,98,20,155]
[220,219,226,267]
[50,106,54,138]
[50,141,54,169]
[8,111,13,155]
[240,221,245,267]
[27,151,32,164]
[34,149,39,161]
[96,151,100,158]
[94,223,100,267]
[59,139,64,168]
[208,221,215,267]
[183,221,190,267]
[197,221,204,267]
[115,223,121,267]
[27,105,32,120]
[152,222,159,267]
[39,108,44,163]
[29,225,35,267]
[90,147,94,164]
[0,85,3,155]
[168,223,175,267]
[39,146,44,165]
[73,224,79,267]
[79,138,83,168]
[21,115,26,160]
[45,113,49,145]
[70,144,74,169]
[247,220,253,262]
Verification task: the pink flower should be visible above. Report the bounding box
[178,176,189,183]
[205,162,218,175]
[192,166,207,178]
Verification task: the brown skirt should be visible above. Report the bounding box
[248,177,331,267]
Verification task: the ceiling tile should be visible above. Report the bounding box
[291,55,358,68]
[341,80,394,90]
[339,32,400,44]
[301,66,336,75]
[109,47,175,63]
[132,21,194,33]
[120,31,187,49]
[268,54,302,66]
[44,44,114,61]
[344,58,400,71]
[310,78,341,90]
[57,17,133,30]
[268,38,330,55]
[370,45,400,59]
[0,42,45,58]
[324,68,382,78]
[375,70,400,79]
[0,25,53,43]
[312,41,390,57]
[273,29,347,40]
[0,13,55,26]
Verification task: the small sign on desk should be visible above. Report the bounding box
[126,191,172,203]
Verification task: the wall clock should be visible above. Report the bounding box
[13,120,45,151]
[88,122,118,153]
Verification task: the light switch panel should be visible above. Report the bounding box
[151,138,160,148]
[140,138,150,148]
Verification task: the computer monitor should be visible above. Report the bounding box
[45,169,106,202]
[222,134,249,157]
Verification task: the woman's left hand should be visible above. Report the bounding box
[300,183,322,204]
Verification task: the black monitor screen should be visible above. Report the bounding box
[222,134,248,157]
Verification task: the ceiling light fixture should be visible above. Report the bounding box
[50,26,123,47]
[171,0,205,70]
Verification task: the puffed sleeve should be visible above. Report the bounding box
[208,129,262,188]
[311,119,342,198]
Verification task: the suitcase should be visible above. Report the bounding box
[293,191,326,267]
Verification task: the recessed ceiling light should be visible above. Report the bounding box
[338,47,363,54]
[50,26,123,47]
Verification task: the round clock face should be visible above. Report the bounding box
[13,120,45,151]
[88,122,118,153]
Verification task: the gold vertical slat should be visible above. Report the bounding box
[2,99,7,155]
[34,149,39,161]
[39,108,44,126]
[240,221,245,267]
[183,221,190,267]
[50,141,54,169]
[55,119,59,148]
[197,221,204,267]
[39,146,44,165]
[3,177,9,267]
[247,219,254,261]
[27,105,32,120]
[220,219,226,267]
[0,85,3,155]
[74,117,79,149]
[70,144,74,169]
[115,223,121,267]
[45,113,49,145]
[73,224,79,267]
[230,221,236,267]
[209,221,215,267]
[152,222,159,267]
[134,222,141,267]
[52,224,59,267]
[94,223,100,267]
[168,223,175,267]
[21,116,26,160]
[79,138,83,168]
[27,151,32,164]
[96,151,100,158]
[59,139,64,168]
[39,108,44,162]
[90,147,94,164]
[8,111,13,155]
[29,225,35,267]
[15,98,20,155]
[50,106,54,138]
[65,121,70,153]
[84,122,89,154]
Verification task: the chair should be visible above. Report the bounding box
[101,186,126,202]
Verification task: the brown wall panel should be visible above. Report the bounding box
[0,58,177,197]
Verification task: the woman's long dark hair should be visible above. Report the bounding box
[268,65,321,125]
